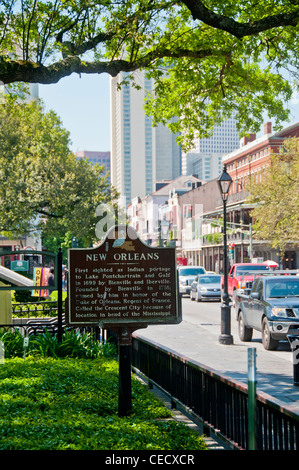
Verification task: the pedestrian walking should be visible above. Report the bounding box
[48,267,55,287]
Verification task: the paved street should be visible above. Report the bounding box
[134,297,299,414]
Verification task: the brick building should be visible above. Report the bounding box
[180,121,299,270]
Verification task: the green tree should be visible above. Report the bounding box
[0,95,115,246]
[248,138,299,252]
[0,1,299,146]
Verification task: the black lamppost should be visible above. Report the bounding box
[217,164,233,345]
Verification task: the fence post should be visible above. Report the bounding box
[248,347,257,450]
[57,248,63,343]
[287,335,299,386]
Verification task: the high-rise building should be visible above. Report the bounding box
[110,71,181,204]
[75,150,111,185]
[182,116,240,181]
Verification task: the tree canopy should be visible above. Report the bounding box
[248,137,299,252]
[0,95,115,245]
[0,0,299,146]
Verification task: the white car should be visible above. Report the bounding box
[178,266,206,296]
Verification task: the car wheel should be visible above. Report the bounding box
[196,291,201,302]
[190,291,194,301]
[238,311,253,342]
[262,318,279,350]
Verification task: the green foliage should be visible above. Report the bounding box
[0,1,299,146]
[0,330,25,358]
[146,55,292,150]
[42,232,72,263]
[31,329,118,359]
[0,358,208,450]
[204,232,223,244]
[0,329,117,360]
[48,290,67,302]
[13,290,36,303]
[0,95,116,244]
[11,292,67,318]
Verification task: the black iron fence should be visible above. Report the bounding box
[0,248,64,340]
[131,335,299,451]
[0,316,107,342]
[12,300,63,318]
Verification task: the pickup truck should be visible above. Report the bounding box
[235,273,299,350]
[221,263,270,306]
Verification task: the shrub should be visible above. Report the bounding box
[13,290,40,303]
[0,329,117,360]
[0,329,25,358]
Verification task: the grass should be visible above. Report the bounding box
[0,356,208,451]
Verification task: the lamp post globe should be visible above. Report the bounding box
[217,164,232,202]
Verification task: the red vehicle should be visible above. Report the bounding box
[221,263,271,306]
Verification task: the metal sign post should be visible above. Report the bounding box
[57,248,63,343]
[105,324,146,416]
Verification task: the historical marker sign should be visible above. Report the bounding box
[68,225,181,327]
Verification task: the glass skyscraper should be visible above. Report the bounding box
[110,70,181,204]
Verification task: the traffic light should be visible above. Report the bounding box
[184,204,193,218]
[228,243,235,258]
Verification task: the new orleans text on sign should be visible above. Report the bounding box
[68,225,181,326]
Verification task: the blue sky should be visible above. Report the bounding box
[39,73,111,153]
[39,72,299,155]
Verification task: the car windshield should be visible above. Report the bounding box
[198,276,221,284]
[179,268,205,276]
[235,266,269,275]
[266,279,299,298]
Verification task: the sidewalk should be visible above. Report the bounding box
[134,316,299,415]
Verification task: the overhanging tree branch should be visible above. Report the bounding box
[0,0,298,142]
[0,44,227,84]
[0,1,298,85]
[180,0,299,38]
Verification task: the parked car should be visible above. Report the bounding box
[235,274,299,350]
[178,266,206,296]
[221,263,271,306]
[190,274,222,302]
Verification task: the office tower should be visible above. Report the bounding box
[182,116,240,181]
[76,150,111,185]
[110,70,181,203]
